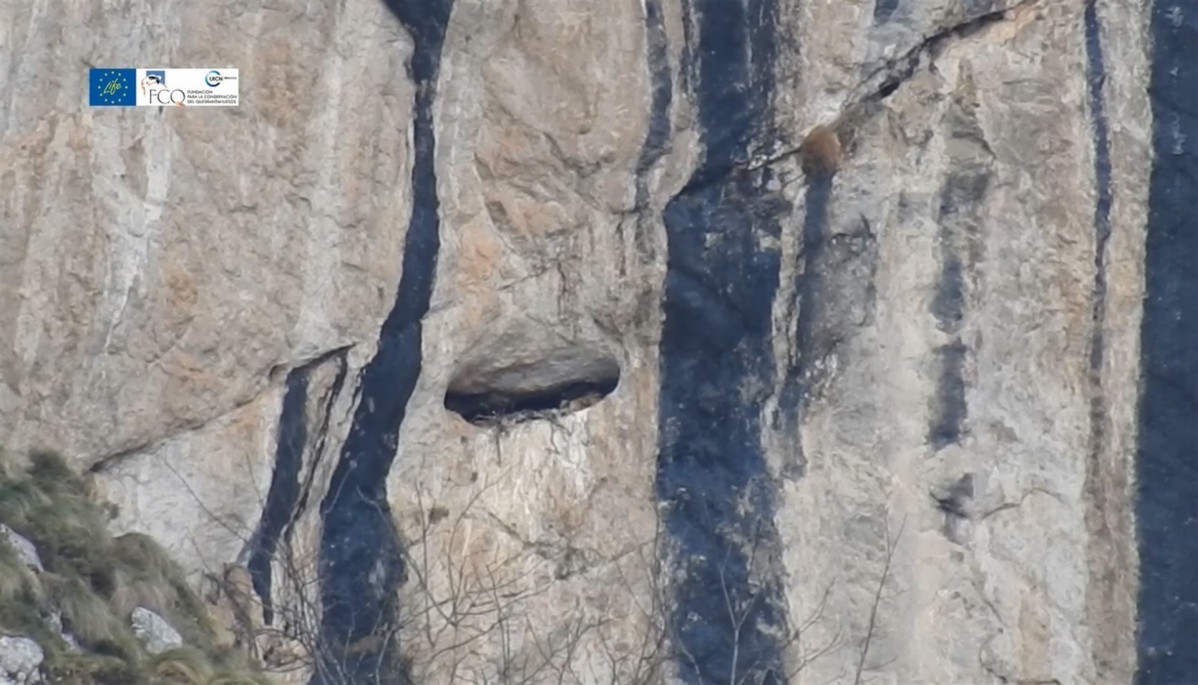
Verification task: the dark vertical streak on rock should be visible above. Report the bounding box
[930,249,965,335]
[633,0,673,262]
[797,178,833,365]
[655,0,789,682]
[1080,2,1129,677]
[678,0,697,96]
[248,365,311,626]
[929,340,967,448]
[314,2,452,682]
[247,348,349,627]
[928,169,969,449]
[291,355,350,535]
[932,171,988,337]
[775,173,832,478]
[1084,0,1114,400]
[927,121,989,448]
[638,0,672,174]
[1136,2,1198,683]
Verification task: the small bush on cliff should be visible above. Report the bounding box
[0,448,271,684]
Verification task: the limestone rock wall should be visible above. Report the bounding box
[1,0,411,461]
[0,0,1173,683]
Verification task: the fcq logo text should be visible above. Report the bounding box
[148,88,187,104]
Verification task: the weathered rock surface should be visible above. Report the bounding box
[130,606,183,656]
[0,636,43,685]
[1,0,1183,683]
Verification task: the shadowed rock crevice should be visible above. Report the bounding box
[444,349,620,424]
[932,472,975,543]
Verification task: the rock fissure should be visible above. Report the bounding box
[87,344,357,477]
[854,0,1041,108]
[87,390,267,475]
[978,487,1064,521]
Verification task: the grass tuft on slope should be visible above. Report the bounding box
[0,447,271,685]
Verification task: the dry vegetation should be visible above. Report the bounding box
[206,472,889,685]
[0,438,900,685]
[0,448,270,685]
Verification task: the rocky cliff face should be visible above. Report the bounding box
[2,0,1187,682]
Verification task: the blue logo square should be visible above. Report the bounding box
[89,68,136,106]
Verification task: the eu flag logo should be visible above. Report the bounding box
[89,68,136,106]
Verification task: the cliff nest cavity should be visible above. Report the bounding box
[444,330,620,425]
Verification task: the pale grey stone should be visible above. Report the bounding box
[0,637,42,685]
[0,526,40,573]
[130,607,182,655]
